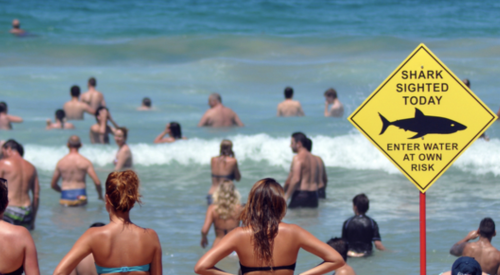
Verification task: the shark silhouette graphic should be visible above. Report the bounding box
[379,108,467,139]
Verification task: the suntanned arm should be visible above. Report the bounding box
[284,157,302,201]
[150,231,163,275]
[7,114,23,123]
[283,159,294,193]
[200,205,215,248]
[374,241,386,251]
[450,230,478,256]
[319,157,327,187]
[83,104,95,115]
[233,161,241,181]
[31,169,40,228]
[87,163,103,200]
[154,130,173,144]
[296,224,345,274]
[324,101,331,117]
[194,229,239,275]
[297,103,305,116]
[22,228,40,275]
[232,111,244,127]
[198,111,210,127]
[53,230,94,275]
[50,165,62,193]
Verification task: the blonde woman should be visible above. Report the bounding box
[207,140,241,205]
[201,180,243,248]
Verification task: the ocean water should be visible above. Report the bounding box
[2,0,500,274]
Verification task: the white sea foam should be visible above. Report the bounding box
[23,134,500,176]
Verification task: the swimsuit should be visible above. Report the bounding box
[60,189,87,207]
[211,174,235,180]
[318,186,326,199]
[239,262,296,274]
[214,226,237,236]
[3,205,33,230]
[95,264,150,274]
[0,265,23,275]
[288,190,319,209]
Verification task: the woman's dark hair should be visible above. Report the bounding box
[169,122,182,139]
[240,178,287,267]
[0,178,8,214]
[220,140,234,157]
[95,106,108,122]
[56,109,66,128]
[105,170,142,212]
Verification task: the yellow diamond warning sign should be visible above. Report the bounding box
[348,44,497,193]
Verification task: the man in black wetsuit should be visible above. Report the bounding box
[284,132,319,208]
[341,193,385,257]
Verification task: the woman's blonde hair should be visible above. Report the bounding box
[212,180,241,220]
[220,139,234,157]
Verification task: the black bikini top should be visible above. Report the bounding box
[239,262,296,274]
[2,265,24,275]
[211,173,235,180]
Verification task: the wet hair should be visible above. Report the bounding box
[324,88,338,99]
[210,93,222,103]
[142,97,151,107]
[0,178,7,214]
[479,217,495,239]
[3,139,24,157]
[327,237,349,261]
[240,178,287,267]
[213,180,241,220]
[220,139,234,157]
[291,132,308,148]
[88,77,97,87]
[70,85,81,97]
[90,222,106,228]
[95,106,108,122]
[56,109,66,128]
[304,138,312,152]
[0,102,7,113]
[284,87,293,99]
[463,79,470,88]
[353,193,369,214]
[68,135,82,148]
[116,127,128,140]
[105,170,142,212]
[169,122,182,139]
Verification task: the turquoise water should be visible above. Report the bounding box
[2,1,500,274]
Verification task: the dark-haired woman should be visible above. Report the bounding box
[154,122,187,143]
[195,178,345,275]
[46,109,75,130]
[54,171,162,275]
[207,140,241,205]
[114,127,132,171]
[0,178,40,275]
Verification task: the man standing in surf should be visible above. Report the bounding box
[284,132,320,208]
[198,93,244,127]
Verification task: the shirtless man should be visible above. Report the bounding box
[324,88,344,117]
[198,93,244,127]
[10,19,25,36]
[277,87,305,117]
[284,132,319,208]
[81,77,106,110]
[50,136,103,206]
[0,102,23,130]
[89,107,119,144]
[0,140,39,230]
[450,217,500,275]
[63,85,95,120]
[304,138,328,199]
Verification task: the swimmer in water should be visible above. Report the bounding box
[277,87,305,117]
[10,19,26,36]
[324,88,344,117]
[89,107,119,144]
[194,178,345,275]
[137,97,152,111]
[113,127,132,171]
[50,136,103,207]
[0,102,23,130]
[53,171,162,275]
[0,178,41,275]
[207,140,241,205]
[198,93,244,127]
[46,110,75,130]
[153,122,187,143]
[201,180,242,249]
[63,85,95,120]
[81,77,106,111]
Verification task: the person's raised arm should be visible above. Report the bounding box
[284,157,301,201]
[296,225,345,274]
[22,228,40,275]
[50,165,62,193]
[87,163,102,200]
[53,231,93,275]
[8,114,23,123]
[31,169,40,229]
[194,228,239,275]
[200,205,215,248]
[198,112,210,127]
[450,230,478,256]
[154,125,173,144]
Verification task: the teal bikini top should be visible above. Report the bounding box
[95,264,150,274]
